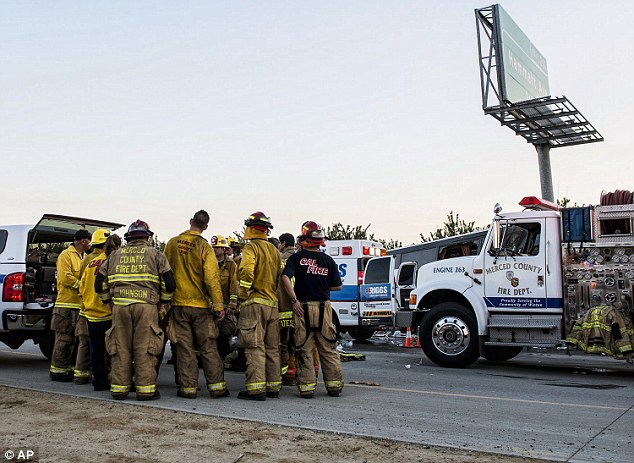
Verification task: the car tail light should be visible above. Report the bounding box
[3,272,25,302]
[380,249,387,256]
[342,246,352,255]
[357,270,364,285]
[362,246,370,255]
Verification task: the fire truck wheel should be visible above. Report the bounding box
[481,346,523,362]
[420,303,479,368]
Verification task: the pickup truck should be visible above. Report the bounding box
[0,214,123,359]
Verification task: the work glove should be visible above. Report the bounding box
[158,302,171,321]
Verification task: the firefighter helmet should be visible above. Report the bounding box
[91,228,111,245]
[298,221,326,247]
[244,211,274,231]
[211,234,230,248]
[227,237,243,250]
[124,220,154,240]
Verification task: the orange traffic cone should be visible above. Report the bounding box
[415,333,421,348]
[403,327,415,348]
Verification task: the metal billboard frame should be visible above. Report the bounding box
[475,4,603,201]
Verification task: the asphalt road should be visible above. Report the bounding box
[1,340,632,463]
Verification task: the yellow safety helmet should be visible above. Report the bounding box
[227,237,243,249]
[211,234,230,248]
[91,228,111,245]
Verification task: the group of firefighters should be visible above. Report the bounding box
[48,210,344,401]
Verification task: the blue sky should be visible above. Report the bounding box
[2,1,632,244]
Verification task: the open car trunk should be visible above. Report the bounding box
[26,214,125,303]
[30,214,125,244]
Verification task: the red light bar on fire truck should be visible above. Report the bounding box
[518,196,561,212]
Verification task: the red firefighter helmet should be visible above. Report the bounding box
[244,211,274,234]
[124,219,154,240]
[298,221,326,247]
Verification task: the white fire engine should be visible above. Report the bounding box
[406,195,634,367]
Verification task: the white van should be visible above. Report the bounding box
[324,240,388,341]
[0,214,123,358]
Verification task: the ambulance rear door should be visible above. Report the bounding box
[359,256,395,328]
[329,255,360,328]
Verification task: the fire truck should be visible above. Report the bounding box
[404,193,634,367]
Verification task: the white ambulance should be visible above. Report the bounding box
[323,240,388,341]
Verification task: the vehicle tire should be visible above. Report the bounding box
[420,303,479,368]
[481,345,523,362]
[348,328,374,342]
[36,331,55,360]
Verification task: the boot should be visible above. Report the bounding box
[237,391,266,401]
[177,388,197,399]
[210,389,230,399]
[50,372,74,383]
[74,377,92,385]
[137,390,161,401]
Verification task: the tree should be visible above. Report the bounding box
[325,223,372,240]
[325,223,402,250]
[148,235,166,252]
[557,197,580,208]
[376,238,403,250]
[420,211,483,243]
[231,228,246,245]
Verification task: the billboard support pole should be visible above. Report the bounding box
[535,144,554,202]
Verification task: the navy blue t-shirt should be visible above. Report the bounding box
[282,249,342,302]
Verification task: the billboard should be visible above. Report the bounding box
[495,4,550,103]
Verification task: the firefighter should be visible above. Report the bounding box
[164,211,229,399]
[74,229,112,384]
[50,229,92,382]
[222,237,247,372]
[80,231,121,391]
[211,234,239,360]
[237,211,282,401]
[228,238,243,268]
[281,221,344,398]
[95,220,175,401]
[224,241,235,261]
[277,233,297,385]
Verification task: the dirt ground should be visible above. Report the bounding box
[0,386,554,463]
